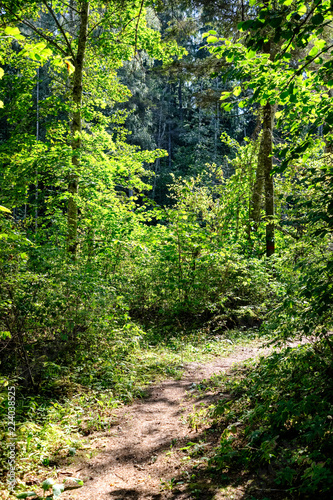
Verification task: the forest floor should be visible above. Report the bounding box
[53,343,279,500]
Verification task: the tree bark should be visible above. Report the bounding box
[263,103,275,257]
[214,78,219,162]
[249,102,275,255]
[35,67,39,232]
[249,104,269,230]
[249,19,276,256]
[178,80,183,123]
[67,1,89,259]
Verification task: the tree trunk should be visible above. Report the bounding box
[35,67,39,232]
[249,102,275,254]
[248,16,276,256]
[263,102,275,257]
[249,106,267,231]
[67,1,89,259]
[214,78,219,162]
[178,80,183,123]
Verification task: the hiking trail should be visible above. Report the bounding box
[60,344,273,500]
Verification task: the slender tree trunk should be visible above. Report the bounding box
[178,80,183,123]
[249,102,275,254]
[153,110,164,200]
[198,81,202,146]
[247,139,258,239]
[67,1,89,259]
[248,21,276,256]
[214,78,220,162]
[249,109,267,230]
[35,67,39,232]
[153,88,166,200]
[263,103,275,256]
[168,119,172,169]
[262,3,276,257]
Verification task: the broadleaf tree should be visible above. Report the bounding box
[0,0,184,258]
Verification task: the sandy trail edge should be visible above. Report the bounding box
[59,343,297,500]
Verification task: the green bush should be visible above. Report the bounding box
[210,343,333,497]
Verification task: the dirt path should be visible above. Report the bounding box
[61,344,271,500]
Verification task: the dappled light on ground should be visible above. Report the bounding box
[61,346,267,500]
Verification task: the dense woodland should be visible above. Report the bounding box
[0,0,333,498]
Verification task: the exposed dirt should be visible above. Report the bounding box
[58,344,285,500]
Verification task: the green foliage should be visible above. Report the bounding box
[263,154,333,345]
[15,476,83,499]
[0,328,238,489]
[209,343,333,496]
[2,0,333,496]
[116,162,273,330]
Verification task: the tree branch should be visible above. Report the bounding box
[134,0,145,54]
[42,0,76,60]
[87,8,139,39]
[2,4,67,55]
[278,0,323,59]
[58,0,80,14]
[283,41,333,90]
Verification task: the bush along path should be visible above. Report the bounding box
[53,343,274,500]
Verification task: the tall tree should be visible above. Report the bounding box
[248,19,276,257]
[0,0,181,258]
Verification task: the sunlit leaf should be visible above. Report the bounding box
[52,484,65,498]
[0,205,11,213]
[233,86,242,97]
[42,478,54,491]
[297,4,307,15]
[206,35,218,44]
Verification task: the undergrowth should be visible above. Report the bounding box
[0,328,256,496]
[206,342,333,499]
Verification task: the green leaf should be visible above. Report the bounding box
[206,35,218,44]
[72,478,84,486]
[269,16,283,28]
[311,13,324,25]
[63,477,84,486]
[4,26,25,40]
[0,205,11,213]
[220,91,231,101]
[297,4,307,16]
[233,86,241,97]
[16,493,37,499]
[224,102,233,111]
[238,20,253,32]
[309,46,318,57]
[246,49,256,59]
[52,484,65,498]
[42,479,54,491]
[282,0,293,5]
[280,90,290,100]
[314,39,326,50]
